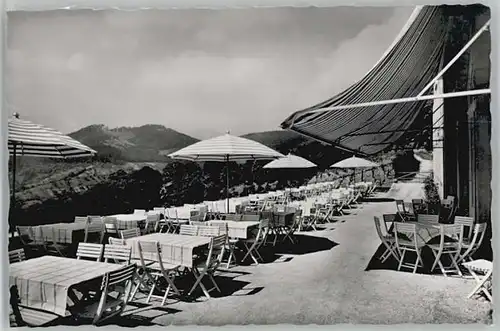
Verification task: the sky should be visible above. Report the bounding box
[6,6,414,139]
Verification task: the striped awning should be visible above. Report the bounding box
[168,133,284,162]
[281,6,449,155]
[8,115,96,158]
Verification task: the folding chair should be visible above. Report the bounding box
[9,248,26,264]
[103,217,120,238]
[282,210,301,244]
[394,222,425,273]
[16,226,43,257]
[108,237,126,245]
[103,244,132,265]
[120,228,141,240]
[179,224,199,236]
[241,220,269,265]
[198,225,220,237]
[454,216,475,242]
[209,221,237,269]
[41,228,67,257]
[412,199,427,216]
[458,222,487,263]
[143,214,160,235]
[395,200,408,221]
[84,216,104,243]
[134,209,146,214]
[188,235,226,299]
[428,224,464,277]
[73,264,137,325]
[133,241,180,306]
[374,216,399,263]
[74,216,89,223]
[462,259,492,301]
[417,214,439,224]
[76,243,104,261]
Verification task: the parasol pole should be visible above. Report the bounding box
[10,142,17,236]
[226,154,230,214]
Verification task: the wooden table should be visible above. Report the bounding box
[31,223,86,244]
[125,233,211,268]
[9,256,122,316]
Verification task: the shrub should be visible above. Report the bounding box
[424,175,441,213]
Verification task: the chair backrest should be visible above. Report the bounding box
[103,217,119,235]
[373,216,388,240]
[461,223,487,260]
[77,243,104,261]
[142,214,159,234]
[74,216,89,223]
[417,214,439,224]
[9,248,26,264]
[395,200,406,213]
[108,237,126,245]
[436,224,464,251]
[394,222,418,248]
[136,240,160,268]
[120,228,141,240]
[93,263,136,325]
[84,218,104,243]
[103,244,132,264]
[454,216,474,240]
[179,224,199,236]
[197,225,220,237]
[133,209,146,214]
[205,234,227,268]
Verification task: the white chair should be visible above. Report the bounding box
[241,220,269,265]
[74,216,89,223]
[143,214,160,235]
[133,209,146,214]
[454,216,475,241]
[462,259,492,301]
[103,244,132,265]
[179,225,199,236]
[428,224,464,276]
[108,237,126,245]
[103,217,119,238]
[374,217,398,263]
[76,243,104,261]
[188,235,226,299]
[417,214,439,224]
[197,225,220,237]
[74,264,137,325]
[458,222,487,263]
[9,248,26,264]
[134,241,180,306]
[84,217,104,244]
[120,228,141,240]
[394,222,425,273]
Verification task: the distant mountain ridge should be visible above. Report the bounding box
[69,124,199,162]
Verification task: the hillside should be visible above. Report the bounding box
[69,124,199,162]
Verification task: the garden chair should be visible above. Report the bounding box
[74,216,89,223]
[241,219,270,265]
[120,228,141,240]
[374,216,398,263]
[458,222,487,263]
[133,241,180,306]
[198,225,221,237]
[428,224,464,276]
[76,243,104,262]
[143,214,160,235]
[209,221,238,269]
[454,216,475,242]
[108,237,126,245]
[9,248,26,264]
[73,264,137,325]
[179,224,199,236]
[188,235,226,299]
[462,259,492,302]
[103,244,132,265]
[394,222,425,273]
[417,214,440,224]
[85,216,104,244]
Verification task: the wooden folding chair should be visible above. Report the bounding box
[395,200,408,221]
[241,220,269,265]
[428,224,464,277]
[209,221,237,269]
[458,222,487,263]
[134,209,146,214]
[9,248,26,264]
[16,226,43,256]
[374,216,399,263]
[74,216,89,223]
[120,228,141,240]
[108,237,126,245]
[394,222,425,273]
[103,244,132,265]
[76,243,104,261]
[188,235,226,299]
[73,264,137,325]
[133,241,180,306]
[462,259,492,302]
[85,217,104,244]
[103,217,120,239]
[417,214,440,224]
[198,225,220,237]
[454,216,475,242]
[143,214,160,235]
[179,224,199,236]
[41,228,67,257]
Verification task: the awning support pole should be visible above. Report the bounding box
[308,88,490,114]
[417,19,490,97]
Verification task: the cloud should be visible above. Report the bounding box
[6,7,414,139]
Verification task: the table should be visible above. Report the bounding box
[9,256,122,316]
[31,223,86,244]
[109,214,147,230]
[404,221,442,246]
[207,220,259,239]
[125,233,211,268]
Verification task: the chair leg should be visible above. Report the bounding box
[397,250,406,271]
